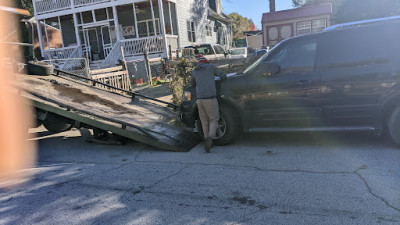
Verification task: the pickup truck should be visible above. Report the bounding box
[184,44,229,67]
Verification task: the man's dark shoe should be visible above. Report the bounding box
[205,137,212,153]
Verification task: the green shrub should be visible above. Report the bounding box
[169,58,196,105]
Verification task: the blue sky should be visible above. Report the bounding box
[221,0,294,29]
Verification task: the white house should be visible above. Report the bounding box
[32,0,232,68]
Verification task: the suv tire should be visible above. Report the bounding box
[197,106,239,146]
[387,105,400,146]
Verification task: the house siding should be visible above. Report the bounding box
[262,14,331,46]
[176,0,229,48]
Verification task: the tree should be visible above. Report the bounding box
[16,0,34,15]
[228,13,256,40]
[292,0,400,24]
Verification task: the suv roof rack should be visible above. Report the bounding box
[324,15,400,31]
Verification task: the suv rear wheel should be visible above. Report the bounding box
[197,106,239,146]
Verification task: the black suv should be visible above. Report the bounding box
[180,17,400,146]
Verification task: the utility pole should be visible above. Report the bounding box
[269,0,276,12]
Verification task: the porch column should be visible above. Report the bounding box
[43,19,50,50]
[158,0,168,58]
[112,6,122,41]
[58,16,65,48]
[150,0,157,35]
[168,2,173,34]
[36,20,45,58]
[132,4,139,39]
[72,13,81,46]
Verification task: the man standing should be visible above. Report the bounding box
[191,59,227,153]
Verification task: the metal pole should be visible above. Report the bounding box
[157,0,168,58]
[144,48,152,85]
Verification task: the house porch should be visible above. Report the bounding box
[33,0,179,68]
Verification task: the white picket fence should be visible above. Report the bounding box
[90,66,132,91]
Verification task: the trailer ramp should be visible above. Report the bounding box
[17,73,200,152]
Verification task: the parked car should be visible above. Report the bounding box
[184,44,229,66]
[229,47,256,65]
[179,17,400,146]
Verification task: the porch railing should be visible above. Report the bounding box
[103,43,113,58]
[43,46,90,77]
[43,46,77,60]
[101,36,164,68]
[100,41,122,68]
[33,0,114,15]
[34,0,72,15]
[121,36,164,57]
[73,0,111,7]
[60,46,85,71]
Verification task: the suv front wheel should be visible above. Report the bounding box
[197,106,239,146]
[387,105,400,146]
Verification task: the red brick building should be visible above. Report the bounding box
[262,4,332,47]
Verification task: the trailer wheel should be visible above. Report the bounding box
[43,113,73,133]
[196,105,239,146]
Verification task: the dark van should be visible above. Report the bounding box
[179,17,400,146]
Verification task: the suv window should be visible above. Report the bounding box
[266,38,317,73]
[321,27,392,70]
[214,45,225,55]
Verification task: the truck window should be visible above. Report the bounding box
[268,38,317,73]
[321,27,392,70]
[214,45,225,55]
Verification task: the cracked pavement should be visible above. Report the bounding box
[1,127,400,225]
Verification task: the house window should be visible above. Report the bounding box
[206,25,212,37]
[187,21,196,42]
[138,19,160,38]
[312,19,327,33]
[297,21,312,35]
[297,19,327,36]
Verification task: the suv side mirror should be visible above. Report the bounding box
[256,62,281,76]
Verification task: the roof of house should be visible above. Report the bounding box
[262,4,332,24]
[208,8,232,23]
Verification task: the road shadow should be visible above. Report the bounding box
[235,131,390,149]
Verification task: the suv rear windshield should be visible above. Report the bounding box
[192,45,214,55]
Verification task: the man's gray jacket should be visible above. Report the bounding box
[191,63,227,99]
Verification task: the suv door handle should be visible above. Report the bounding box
[297,80,312,85]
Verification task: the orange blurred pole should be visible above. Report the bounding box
[0,0,37,188]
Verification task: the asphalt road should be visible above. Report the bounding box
[1,127,400,225]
